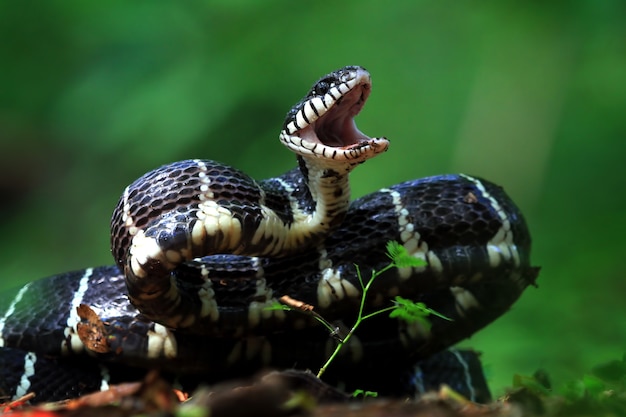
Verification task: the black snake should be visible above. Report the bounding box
[0,66,539,404]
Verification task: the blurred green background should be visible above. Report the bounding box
[0,1,624,395]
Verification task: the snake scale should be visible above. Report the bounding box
[0,66,539,404]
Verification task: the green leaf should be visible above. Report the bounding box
[385,241,426,268]
[389,296,452,323]
[592,357,626,383]
[265,301,291,311]
[387,297,448,334]
[352,389,378,398]
[512,373,552,396]
[582,374,606,397]
[560,379,587,401]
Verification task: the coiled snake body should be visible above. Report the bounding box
[0,66,539,403]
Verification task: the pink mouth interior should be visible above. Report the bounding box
[299,84,372,149]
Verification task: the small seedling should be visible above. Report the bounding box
[268,241,452,378]
[352,389,378,398]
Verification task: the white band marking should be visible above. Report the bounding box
[15,351,37,399]
[382,188,443,278]
[450,349,476,402]
[0,282,32,347]
[460,174,520,268]
[63,268,93,353]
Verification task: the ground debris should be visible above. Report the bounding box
[1,370,526,417]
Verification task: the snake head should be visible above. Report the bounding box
[280,66,389,165]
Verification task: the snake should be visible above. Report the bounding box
[0,66,539,404]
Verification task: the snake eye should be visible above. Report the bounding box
[313,79,331,96]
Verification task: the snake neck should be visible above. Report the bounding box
[209,154,360,257]
[272,155,354,252]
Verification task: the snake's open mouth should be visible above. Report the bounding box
[280,66,389,162]
[299,70,371,148]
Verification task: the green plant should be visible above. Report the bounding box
[509,354,626,416]
[269,241,452,378]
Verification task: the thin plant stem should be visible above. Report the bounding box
[317,263,396,378]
